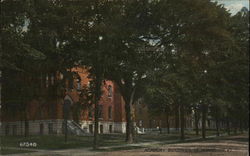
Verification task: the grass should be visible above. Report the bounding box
[134,130,220,142]
[93,146,145,152]
[0,134,127,150]
[1,131,245,151]
[135,133,182,142]
[0,148,35,155]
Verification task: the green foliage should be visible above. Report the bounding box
[1,0,249,140]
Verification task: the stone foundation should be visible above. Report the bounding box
[80,121,126,134]
[0,120,126,135]
[0,120,64,136]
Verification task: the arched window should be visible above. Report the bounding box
[108,106,112,119]
[88,107,93,119]
[98,105,103,119]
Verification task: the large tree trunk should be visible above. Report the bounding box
[159,121,162,134]
[21,113,25,136]
[93,78,102,150]
[244,120,248,131]
[24,119,29,137]
[21,120,23,136]
[233,121,237,135]
[125,102,133,143]
[166,112,170,134]
[180,104,185,140]
[125,88,136,143]
[239,120,243,133]
[175,106,179,131]
[215,118,220,136]
[64,119,68,142]
[93,97,99,149]
[194,109,200,135]
[201,104,207,139]
[226,118,231,135]
[24,114,29,137]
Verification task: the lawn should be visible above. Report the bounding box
[0,130,230,151]
[0,133,180,149]
[0,148,35,155]
[0,134,127,150]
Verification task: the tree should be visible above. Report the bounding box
[103,0,167,143]
[1,0,46,136]
[144,79,174,134]
[222,7,249,134]
[1,0,77,136]
[59,0,115,148]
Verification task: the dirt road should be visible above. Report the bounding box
[93,135,249,156]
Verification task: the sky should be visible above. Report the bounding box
[213,0,249,15]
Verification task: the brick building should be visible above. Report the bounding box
[0,67,126,135]
[0,67,207,136]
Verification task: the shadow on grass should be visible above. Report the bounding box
[157,133,249,146]
[221,137,249,142]
[0,135,93,150]
[90,146,145,152]
[155,136,222,146]
[214,135,249,142]
[0,148,35,155]
[0,134,127,150]
[1,133,247,151]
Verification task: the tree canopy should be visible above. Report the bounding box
[1,0,249,148]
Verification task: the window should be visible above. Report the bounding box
[62,122,66,134]
[109,125,113,133]
[48,123,53,134]
[88,108,93,119]
[139,120,143,127]
[49,105,55,118]
[108,106,112,119]
[12,125,17,135]
[100,125,103,134]
[98,105,103,119]
[108,85,112,97]
[25,122,29,135]
[40,123,44,135]
[89,124,93,133]
[5,125,9,135]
